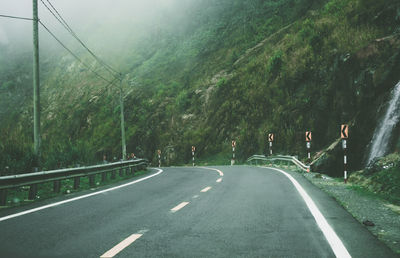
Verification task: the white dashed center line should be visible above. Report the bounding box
[201,186,212,192]
[100,231,146,258]
[216,178,222,183]
[199,167,224,176]
[170,202,189,213]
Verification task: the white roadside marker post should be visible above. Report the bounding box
[231,140,236,166]
[306,131,312,172]
[341,124,349,183]
[343,139,347,183]
[157,149,161,168]
[268,133,274,156]
[192,146,196,167]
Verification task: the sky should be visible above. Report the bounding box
[0,0,194,56]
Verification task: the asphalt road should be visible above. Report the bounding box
[0,166,396,257]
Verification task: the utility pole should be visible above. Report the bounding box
[33,0,41,167]
[120,74,126,160]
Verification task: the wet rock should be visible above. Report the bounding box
[314,173,322,179]
[363,220,375,226]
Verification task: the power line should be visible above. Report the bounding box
[43,0,119,76]
[0,14,33,21]
[40,0,120,78]
[86,76,119,108]
[39,20,114,84]
[105,76,119,91]
[1,10,127,88]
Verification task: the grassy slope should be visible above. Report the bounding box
[350,153,400,204]
[1,0,400,175]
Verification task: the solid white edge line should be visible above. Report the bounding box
[100,233,143,258]
[170,201,189,213]
[200,186,212,192]
[265,167,351,258]
[0,168,164,222]
[198,167,224,176]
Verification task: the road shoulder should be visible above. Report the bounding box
[256,166,397,257]
[302,171,400,255]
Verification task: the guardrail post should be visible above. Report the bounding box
[74,177,80,189]
[119,168,123,177]
[89,175,95,187]
[53,180,61,193]
[28,184,37,200]
[0,189,7,206]
[111,170,116,179]
[101,172,107,182]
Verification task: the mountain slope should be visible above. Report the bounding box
[0,0,400,175]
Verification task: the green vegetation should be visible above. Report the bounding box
[350,153,400,205]
[1,168,148,209]
[1,0,400,177]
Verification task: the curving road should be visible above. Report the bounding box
[0,166,396,257]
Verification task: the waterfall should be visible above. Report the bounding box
[367,81,400,165]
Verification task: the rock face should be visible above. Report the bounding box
[362,220,375,227]
[367,81,400,165]
[312,35,400,176]
[345,35,400,169]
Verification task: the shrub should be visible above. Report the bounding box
[267,50,283,77]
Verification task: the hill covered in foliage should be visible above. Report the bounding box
[1,0,400,176]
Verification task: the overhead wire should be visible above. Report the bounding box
[86,75,120,108]
[40,0,121,78]
[1,5,126,87]
[1,7,125,114]
[0,14,33,21]
[43,0,120,77]
[39,20,114,84]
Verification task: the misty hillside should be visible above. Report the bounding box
[1,0,400,176]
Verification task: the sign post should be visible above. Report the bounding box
[157,149,161,168]
[268,133,274,155]
[305,131,312,172]
[192,146,196,167]
[341,124,349,183]
[231,140,236,165]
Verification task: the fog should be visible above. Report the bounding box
[0,0,198,59]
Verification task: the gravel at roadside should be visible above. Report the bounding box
[303,172,400,255]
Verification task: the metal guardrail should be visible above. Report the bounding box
[247,154,310,172]
[0,159,148,206]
